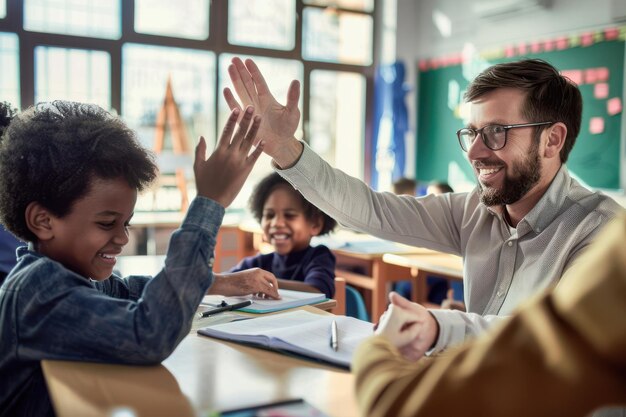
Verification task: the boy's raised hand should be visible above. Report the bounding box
[194,106,262,208]
[223,57,302,167]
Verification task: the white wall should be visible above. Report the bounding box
[395,0,626,192]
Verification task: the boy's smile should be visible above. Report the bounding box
[37,177,137,281]
[261,185,322,256]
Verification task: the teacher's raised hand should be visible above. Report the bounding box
[223,57,303,168]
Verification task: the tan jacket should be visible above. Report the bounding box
[353,214,626,417]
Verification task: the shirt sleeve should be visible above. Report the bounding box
[300,246,336,299]
[15,196,224,365]
[427,309,510,354]
[353,215,626,417]
[275,142,465,255]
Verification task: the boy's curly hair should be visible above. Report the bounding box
[249,172,337,236]
[0,100,159,242]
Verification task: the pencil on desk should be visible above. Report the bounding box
[330,320,339,351]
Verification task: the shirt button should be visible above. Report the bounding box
[507,241,513,247]
[536,228,541,233]
[208,257,215,267]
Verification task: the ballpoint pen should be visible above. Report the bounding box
[330,320,338,352]
[197,300,252,318]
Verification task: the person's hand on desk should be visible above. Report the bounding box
[223,57,303,168]
[375,292,439,361]
[210,268,280,299]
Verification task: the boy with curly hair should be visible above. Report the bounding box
[0,101,276,417]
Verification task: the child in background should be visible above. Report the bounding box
[229,172,337,298]
[426,181,453,195]
[392,177,417,195]
[0,101,277,417]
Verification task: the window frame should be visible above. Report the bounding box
[0,0,379,182]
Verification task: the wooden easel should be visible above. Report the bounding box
[153,76,190,211]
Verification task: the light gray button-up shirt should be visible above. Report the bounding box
[276,142,624,353]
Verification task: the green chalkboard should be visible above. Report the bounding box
[416,40,624,190]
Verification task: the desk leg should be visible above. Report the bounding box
[371,260,390,322]
[410,268,429,305]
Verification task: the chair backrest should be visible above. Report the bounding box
[345,284,370,322]
[330,277,346,316]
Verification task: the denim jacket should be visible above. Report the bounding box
[0,197,223,417]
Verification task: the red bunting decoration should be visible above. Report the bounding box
[419,25,625,72]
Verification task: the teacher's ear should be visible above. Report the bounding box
[543,122,567,160]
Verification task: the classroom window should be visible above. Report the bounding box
[134,0,209,40]
[310,69,365,180]
[6,1,377,213]
[0,32,19,108]
[122,43,216,151]
[302,6,373,65]
[303,0,373,12]
[218,53,304,207]
[24,0,121,39]
[228,0,295,50]
[35,46,110,109]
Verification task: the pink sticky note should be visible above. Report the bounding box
[543,40,555,51]
[604,27,619,40]
[581,33,594,46]
[556,37,568,50]
[594,83,609,99]
[585,68,599,84]
[517,43,528,55]
[607,97,622,116]
[561,70,583,85]
[596,67,609,82]
[589,117,604,134]
[530,42,541,53]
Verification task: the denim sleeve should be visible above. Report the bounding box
[15,197,224,365]
[95,274,151,300]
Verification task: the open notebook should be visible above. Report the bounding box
[198,310,373,369]
[201,289,327,314]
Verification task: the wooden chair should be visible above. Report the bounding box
[331,277,346,316]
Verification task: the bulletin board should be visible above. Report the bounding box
[416,39,624,190]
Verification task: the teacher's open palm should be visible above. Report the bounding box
[223,57,300,158]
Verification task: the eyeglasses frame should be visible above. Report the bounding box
[456,121,555,152]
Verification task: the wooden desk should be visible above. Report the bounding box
[333,249,403,321]
[128,212,247,272]
[382,252,463,306]
[42,307,357,417]
[114,255,337,313]
[238,222,436,322]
